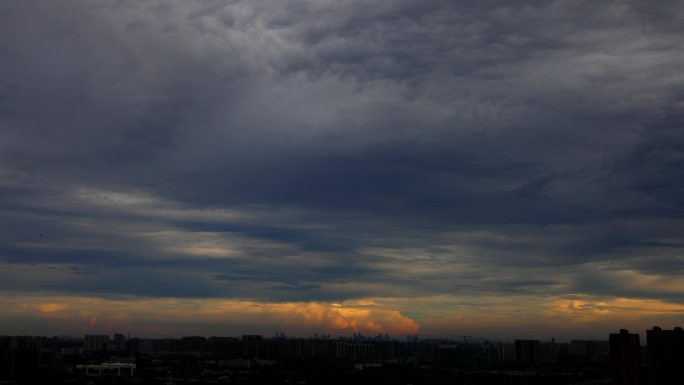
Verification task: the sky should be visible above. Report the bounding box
[1,0,684,341]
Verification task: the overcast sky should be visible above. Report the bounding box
[1,0,684,340]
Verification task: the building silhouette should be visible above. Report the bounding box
[83,335,110,352]
[515,339,541,366]
[609,329,640,385]
[0,337,42,376]
[113,333,127,351]
[647,326,684,385]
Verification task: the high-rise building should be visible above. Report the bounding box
[647,326,684,385]
[113,333,126,351]
[539,339,568,365]
[515,339,541,365]
[84,335,110,352]
[609,329,640,385]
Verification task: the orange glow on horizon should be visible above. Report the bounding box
[0,295,419,336]
[3,293,684,338]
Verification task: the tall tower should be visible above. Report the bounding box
[609,329,640,385]
[647,326,684,385]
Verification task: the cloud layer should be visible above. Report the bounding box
[1,0,683,338]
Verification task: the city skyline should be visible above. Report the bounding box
[3,326,682,384]
[2,327,676,344]
[1,1,684,340]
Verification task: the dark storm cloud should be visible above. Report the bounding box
[0,0,683,309]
